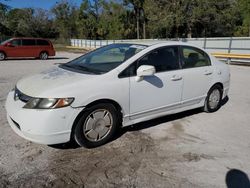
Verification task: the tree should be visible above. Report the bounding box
[30,8,57,38]
[144,0,186,38]
[99,0,135,39]
[124,0,145,39]
[144,0,239,38]
[0,0,11,36]
[5,8,34,36]
[187,0,233,37]
[52,0,78,40]
[77,0,103,39]
[0,0,249,40]
[235,0,250,36]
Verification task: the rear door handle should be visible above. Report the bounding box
[204,70,213,75]
[171,75,182,81]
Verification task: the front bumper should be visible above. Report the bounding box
[5,91,83,145]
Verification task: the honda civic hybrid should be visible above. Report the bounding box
[5,41,230,148]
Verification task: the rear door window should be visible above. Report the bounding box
[37,40,50,46]
[22,39,36,46]
[181,46,211,68]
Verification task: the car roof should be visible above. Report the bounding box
[121,40,204,50]
[10,37,50,41]
[120,40,200,48]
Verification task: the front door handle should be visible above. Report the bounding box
[171,75,182,81]
[204,70,213,75]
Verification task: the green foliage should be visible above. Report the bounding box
[5,8,34,36]
[235,0,250,36]
[1,0,250,39]
[0,1,11,35]
[52,0,78,40]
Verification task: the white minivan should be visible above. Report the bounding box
[5,42,230,148]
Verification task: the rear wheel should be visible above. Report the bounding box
[0,52,6,61]
[73,103,120,148]
[204,85,223,113]
[39,52,48,60]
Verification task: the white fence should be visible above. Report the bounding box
[180,37,250,55]
[70,37,250,55]
[70,39,158,49]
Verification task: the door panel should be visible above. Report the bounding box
[180,46,213,104]
[5,39,22,57]
[130,71,183,115]
[129,46,183,117]
[181,67,213,103]
[21,39,37,57]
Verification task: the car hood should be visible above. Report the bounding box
[16,67,96,97]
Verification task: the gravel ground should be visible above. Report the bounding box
[0,52,250,188]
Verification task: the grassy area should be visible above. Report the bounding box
[54,44,90,54]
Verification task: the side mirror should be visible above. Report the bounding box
[5,43,14,47]
[135,65,156,82]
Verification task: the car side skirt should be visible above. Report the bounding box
[122,96,206,127]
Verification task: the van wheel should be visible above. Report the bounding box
[39,52,48,60]
[0,52,6,61]
[204,85,223,113]
[73,103,119,148]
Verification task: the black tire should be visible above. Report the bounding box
[73,103,120,148]
[204,85,223,113]
[0,52,6,61]
[39,52,48,60]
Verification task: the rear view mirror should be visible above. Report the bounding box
[135,65,156,82]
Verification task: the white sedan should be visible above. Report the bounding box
[5,41,230,148]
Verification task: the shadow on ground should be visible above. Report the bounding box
[226,169,250,188]
[50,97,229,150]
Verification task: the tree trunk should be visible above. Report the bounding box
[187,24,192,38]
[136,10,140,39]
[142,9,146,39]
[143,20,146,39]
[249,24,250,37]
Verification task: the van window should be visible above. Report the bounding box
[37,40,50,46]
[22,39,36,46]
[10,39,21,46]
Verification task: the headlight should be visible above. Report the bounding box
[23,98,74,109]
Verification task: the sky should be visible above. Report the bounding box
[4,0,82,10]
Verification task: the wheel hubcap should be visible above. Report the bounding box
[83,109,113,142]
[0,53,5,60]
[209,89,221,109]
[41,53,47,59]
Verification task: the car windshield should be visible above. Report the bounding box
[60,43,147,74]
[0,38,11,45]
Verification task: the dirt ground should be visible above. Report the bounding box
[0,52,250,188]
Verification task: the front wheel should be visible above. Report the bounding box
[73,103,120,148]
[204,85,223,113]
[39,52,48,60]
[0,52,6,61]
